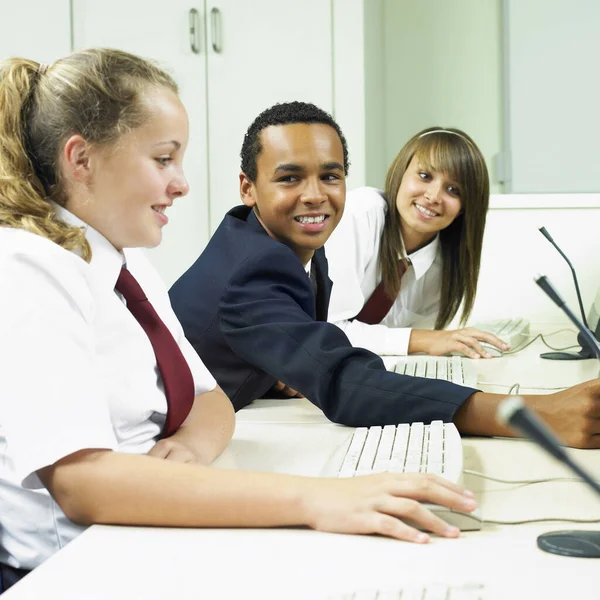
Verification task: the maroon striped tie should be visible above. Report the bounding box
[116,268,194,437]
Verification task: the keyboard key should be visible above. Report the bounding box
[339,427,368,476]
[328,585,485,600]
[356,427,382,474]
[425,584,453,600]
[392,356,477,388]
[390,423,410,471]
[372,425,396,472]
[427,421,445,464]
[335,421,463,487]
[470,317,530,348]
[406,422,425,464]
[398,587,426,600]
[415,360,426,378]
[436,359,448,380]
[450,356,465,385]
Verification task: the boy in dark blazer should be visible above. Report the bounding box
[169,102,600,446]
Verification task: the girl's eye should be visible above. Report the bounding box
[156,156,172,166]
[419,171,431,180]
[447,185,460,196]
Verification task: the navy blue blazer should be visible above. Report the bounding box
[169,205,476,427]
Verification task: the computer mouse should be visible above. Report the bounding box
[537,530,600,558]
[408,504,483,531]
[427,505,483,531]
[480,342,503,358]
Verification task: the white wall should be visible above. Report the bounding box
[363,0,386,188]
[381,0,504,194]
[0,0,71,62]
[503,0,600,193]
[332,0,367,192]
[333,0,387,190]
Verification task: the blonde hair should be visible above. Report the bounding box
[0,48,178,261]
[381,126,490,329]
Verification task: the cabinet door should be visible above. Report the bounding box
[0,0,71,63]
[72,1,210,287]
[205,0,334,232]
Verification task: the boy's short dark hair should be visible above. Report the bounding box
[240,101,350,182]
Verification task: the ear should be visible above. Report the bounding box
[239,172,256,208]
[62,135,94,184]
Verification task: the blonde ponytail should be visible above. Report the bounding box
[0,59,90,258]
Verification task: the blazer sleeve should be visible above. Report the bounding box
[218,246,476,427]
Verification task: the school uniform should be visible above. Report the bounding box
[0,205,216,573]
[169,205,475,427]
[325,187,443,355]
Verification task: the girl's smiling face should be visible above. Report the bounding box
[395,155,462,253]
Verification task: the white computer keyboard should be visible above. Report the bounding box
[322,421,483,530]
[330,583,485,599]
[470,317,530,348]
[329,421,463,482]
[392,356,478,388]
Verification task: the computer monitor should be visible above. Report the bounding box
[588,285,600,340]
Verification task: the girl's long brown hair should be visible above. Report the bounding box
[380,127,489,329]
[0,48,177,261]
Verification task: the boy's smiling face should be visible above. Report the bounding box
[239,122,346,265]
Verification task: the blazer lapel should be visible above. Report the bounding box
[245,209,331,321]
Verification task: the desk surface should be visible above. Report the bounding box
[5,325,600,600]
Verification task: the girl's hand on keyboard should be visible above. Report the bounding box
[409,328,509,359]
[302,473,477,543]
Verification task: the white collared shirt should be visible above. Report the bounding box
[304,259,312,276]
[325,187,442,355]
[0,206,216,570]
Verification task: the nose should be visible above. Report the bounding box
[424,180,442,203]
[300,177,327,205]
[168,171,190,199]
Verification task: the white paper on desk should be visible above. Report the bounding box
[235,398,331,424]
[213,421,353,476]
[474,481,600,524]
[462,437,600,524]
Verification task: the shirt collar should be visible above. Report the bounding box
[304,259,312,276]
[51,201,125,289]
[399,233,440,281]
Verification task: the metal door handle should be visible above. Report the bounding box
[210,7,222,53]
[189,8,202,54]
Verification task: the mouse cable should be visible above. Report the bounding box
[508,383,520,395]
[479,382,567,392]
[484,516,600,525]
[463,469,600,486]
[503,329,580,355]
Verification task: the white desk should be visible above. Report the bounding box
[5,326,600,599]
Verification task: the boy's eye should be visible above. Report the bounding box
[277,175,299,183]
[322,174,341,182]
[156,156,172,166]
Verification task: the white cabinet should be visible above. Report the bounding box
[0,0,71,63]
[72,0,333,286]
[72,0,211,287]
[203,0,333,232]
